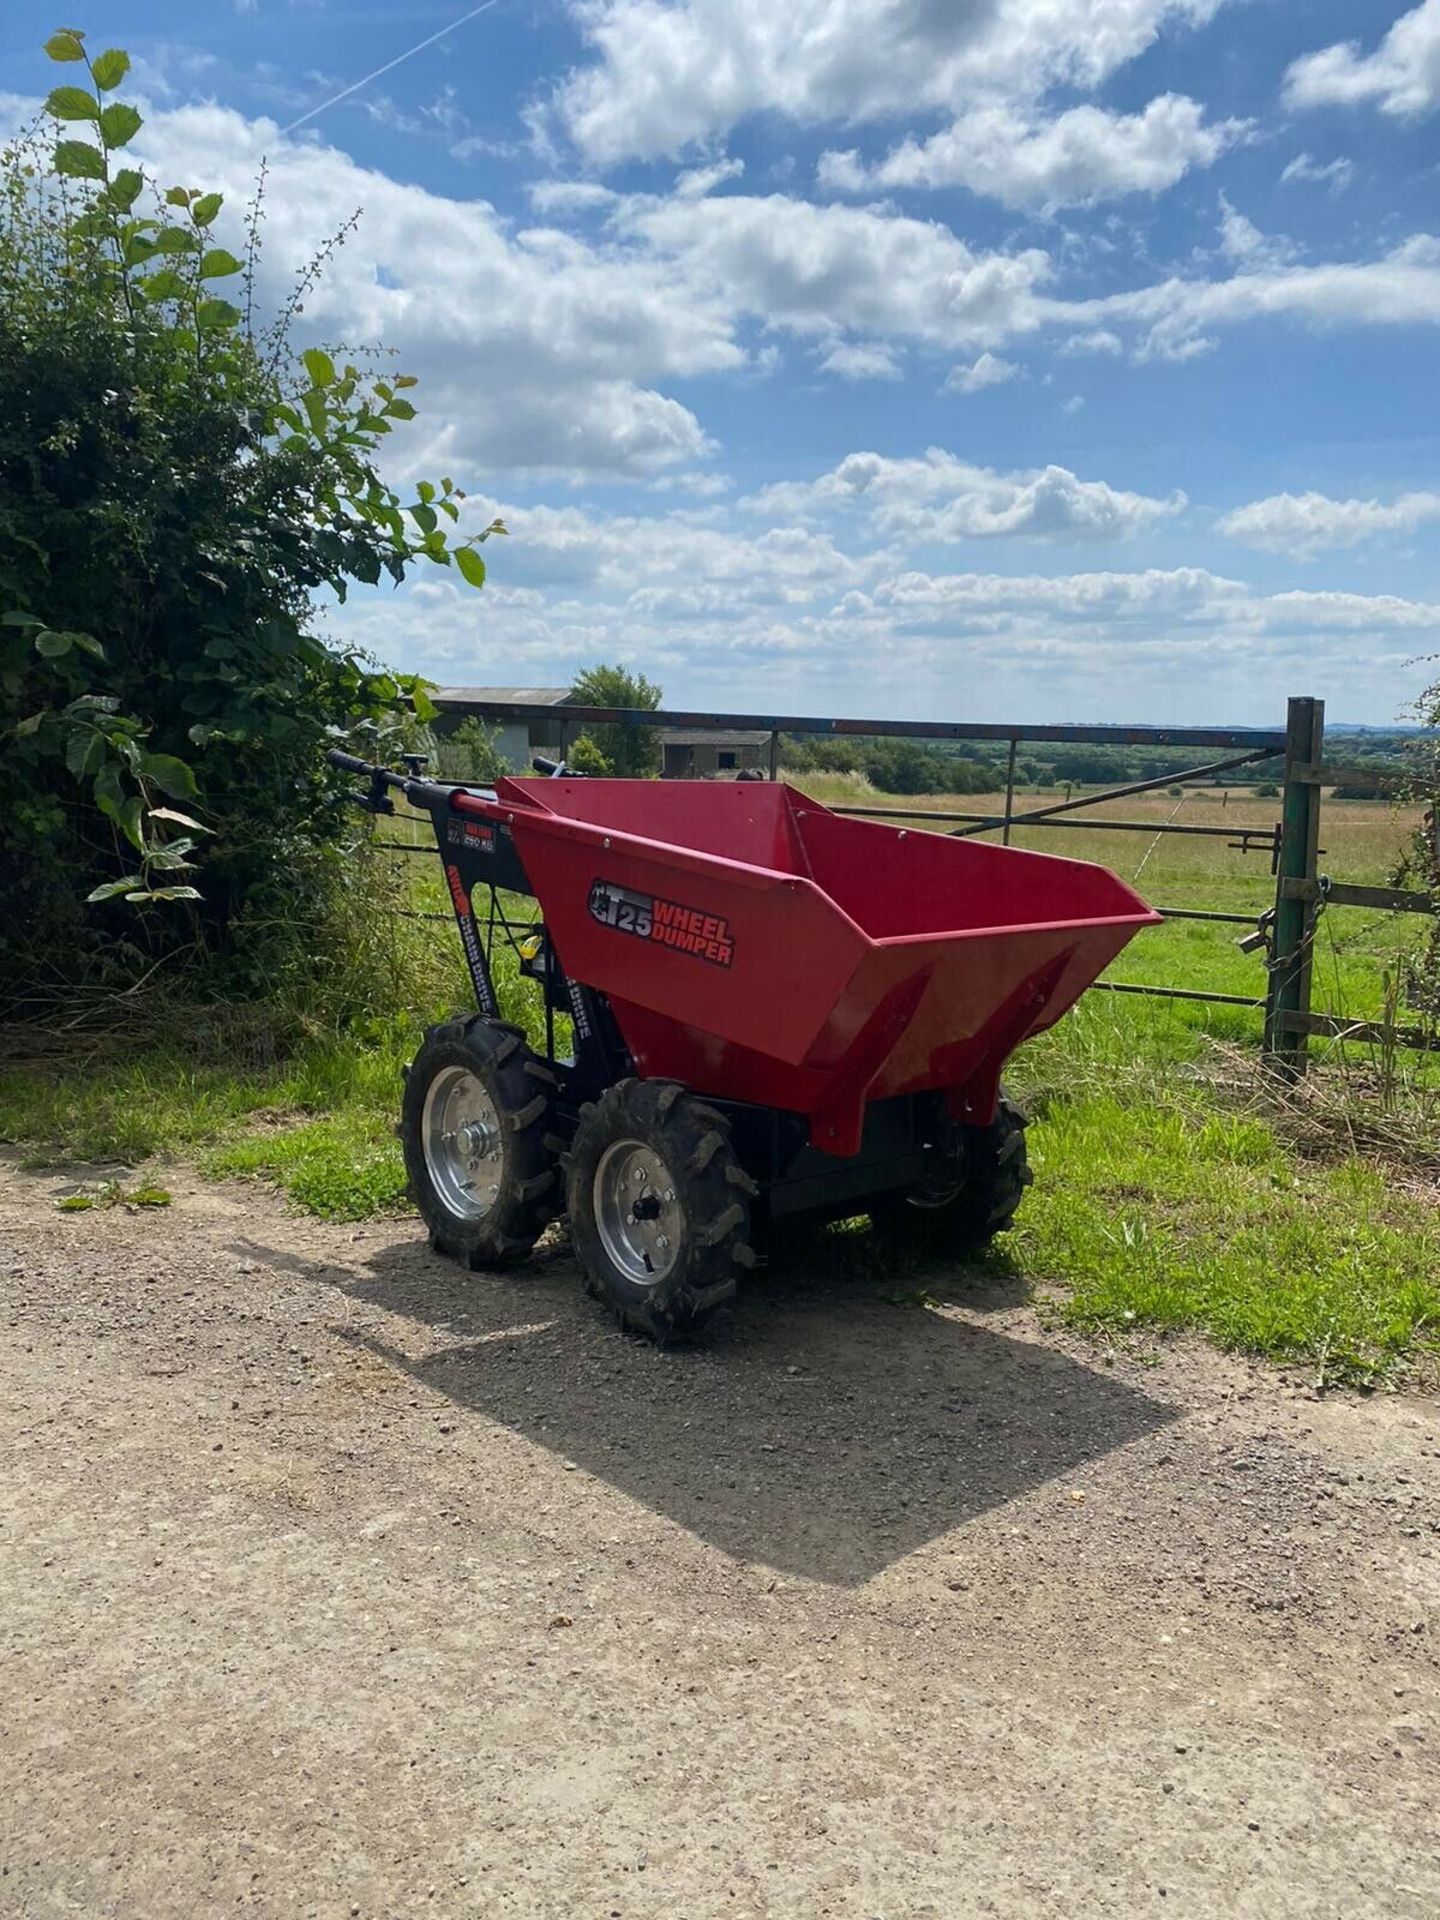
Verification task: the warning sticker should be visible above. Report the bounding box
[588,878,735,968]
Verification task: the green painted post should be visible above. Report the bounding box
[1263,695,1325,1078]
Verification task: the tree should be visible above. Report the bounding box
[569,663,662,777]
[0,27,499,1007]
[436,718,509,786]
[1396,671,1440,1011]
[565,732,613,776]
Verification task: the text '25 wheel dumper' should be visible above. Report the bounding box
[331,750,1160,1340]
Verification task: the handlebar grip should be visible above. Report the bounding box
[531,754,561,776]
[327,749,373,776]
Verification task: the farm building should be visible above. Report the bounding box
[661,729,771,779]
[430,686,577,770]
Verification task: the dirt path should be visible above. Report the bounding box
[1,1153,1436,1920]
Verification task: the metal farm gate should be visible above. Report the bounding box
[396,694,1437,1078]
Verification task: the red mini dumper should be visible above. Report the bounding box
[332,753,1159,1339]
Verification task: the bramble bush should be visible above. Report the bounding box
[0,26,502,1022]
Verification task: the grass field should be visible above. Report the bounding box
[3,778,1436,1388]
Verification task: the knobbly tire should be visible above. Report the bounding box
[401,1015,559,1269]
[565,1078,757,1341]
[869,1091,1032,1257]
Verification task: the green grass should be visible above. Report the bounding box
[2,786,1436,1385]
[1011,1071,1439,1388]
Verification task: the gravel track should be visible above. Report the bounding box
[1,1152,1437,1919]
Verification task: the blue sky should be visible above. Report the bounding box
[5,2,1440,724]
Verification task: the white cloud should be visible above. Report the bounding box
[745,449,1184,543]
[125,103,750,481]
[1060,329,1124,356]
[674,156,745,198]
[1280,152,1354,193]
[818,341,903,380]
[332,537,1440,724]
[1218,489,1440,557]
[944,352,1019,393]
[613,191,1052,348]
[1070,233,1440,360]
[1216,195,1298,271]
[1061,394,1085,414]
[819,95,1245,212]
[553,0,1230,164]
[1285,1,1440,119]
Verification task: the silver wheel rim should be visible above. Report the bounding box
[422,1065,504,1220]
[594,1140,682,1287]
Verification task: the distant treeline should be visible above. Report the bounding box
[781,730,1422,798]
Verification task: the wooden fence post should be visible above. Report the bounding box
[1263,695,1325,1078]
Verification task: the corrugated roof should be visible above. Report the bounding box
[661,729,771,747]
[432,686,574,706]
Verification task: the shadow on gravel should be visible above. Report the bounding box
[233,1225,1176,1586]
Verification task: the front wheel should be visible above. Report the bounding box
[401,1015,559,1268]
[869,1092,1031,1257]
[566,1079,756,1341]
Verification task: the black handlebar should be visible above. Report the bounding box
[326,747,409,815]
[326,750,380,778]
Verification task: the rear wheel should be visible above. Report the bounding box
[869,1092,1031,1257]
[402,1015,559,1268]
[566,1079,756,1341]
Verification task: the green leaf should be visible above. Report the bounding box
[98,102,142,148]
[410,682,438,724]
[108,167,143,210]
[91,48,131,91]
[454,546,487,589]
[164,185,190,207]
[14,712,47,739]
[2,611,44,629]
[411,504,437,535]
[45,85,99,122]
[64,728,100,777]
[122,230,158,268]
[196,297,241,331]
[44,29,86,62]
[93,763,126,813]
[56,1195,94,1211]
[141,268,187,303]
[140,752,198,799]
[86,875,144,903]
[148,807,209,832]
[303,347,336,389]
[416,480,435,503]
[70,630,105,659]
[53,138,105,180]
[127,1185,172,1207]
[385,397,417,421]
[395,374,419,389]
[153,224,197,253]
[35,630,74,658]
[191,191,223,225]
[198,247,242,278]
[302,388,329,435]
[133,886,202,903]
[118,795,146,851]
[146,842,196,870]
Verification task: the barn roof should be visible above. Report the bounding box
[432,686,574,707]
